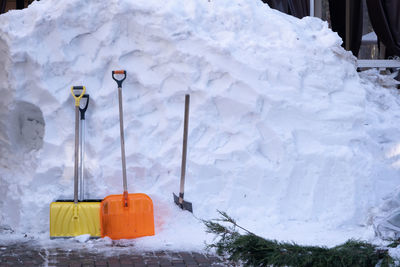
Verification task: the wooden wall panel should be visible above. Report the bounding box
[3,0,34,12]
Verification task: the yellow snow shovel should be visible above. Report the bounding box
[50,86,101,238]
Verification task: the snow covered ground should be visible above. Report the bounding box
[1,0,400,255]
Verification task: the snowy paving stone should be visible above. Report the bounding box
[171,259,185,264]
[193,253,209,263]
[206,256,220,262]
[178,252,193,259]
[169,252,182,259]
[82,258,95,264]
[108,263,121,267]
[159,259,173,266]
[131,256,144,262]
[144,251,156,256]
[183,259,198,265]
[108,257,120,263]
[155,251,167,256]
[119,258,133,265]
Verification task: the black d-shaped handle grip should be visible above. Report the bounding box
[79,94,90,120]
[112,70,126,88]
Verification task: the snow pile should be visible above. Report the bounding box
[1,0,400,250]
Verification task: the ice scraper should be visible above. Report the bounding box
[173,94,193,213]
[100,70,155,240]
[49,86,101,238]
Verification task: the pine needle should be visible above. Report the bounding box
[204,211,394,267]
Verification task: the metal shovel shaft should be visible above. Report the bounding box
[71,86,86,205]
[79,118,85,201]
[74,106,79,204]
[118,86,128,196]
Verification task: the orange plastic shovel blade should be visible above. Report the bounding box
[100,193,155,240]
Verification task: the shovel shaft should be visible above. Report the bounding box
[178,192,184,205]
[79,119,85,201]
[78,94,89,201]
[74,106,79,204]
[118,86,128,194]
[179,95,190,197]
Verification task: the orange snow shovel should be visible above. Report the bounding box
[100,70,155,240]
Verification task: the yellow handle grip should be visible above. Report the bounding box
[71,86,86,106]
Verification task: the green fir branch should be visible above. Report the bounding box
[204,211,394,267]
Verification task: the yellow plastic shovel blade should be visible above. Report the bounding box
[49,201,101,238]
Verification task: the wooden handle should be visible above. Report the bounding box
[179,94,190,196]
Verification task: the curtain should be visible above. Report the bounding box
[0,0,6,14]
[263,0,309,19]
[288,0,309,18]
[16,0,24,9]
[366,0,400,58]
[328,0,364,57]
[263,0,290,14]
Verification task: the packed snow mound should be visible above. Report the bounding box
[1,0,400,249]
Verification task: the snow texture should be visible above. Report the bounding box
[1,0,400,251]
